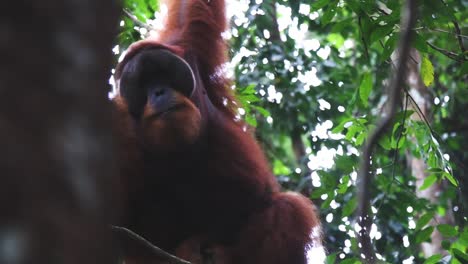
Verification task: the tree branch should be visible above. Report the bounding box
[426,41,465,62]
[375,94,410,214]
[356,0,418,263]
[439,0,466,53]
[123,9,153,30]
[452,21,466,53]
[111,226,191,264]
[413,27,468,39]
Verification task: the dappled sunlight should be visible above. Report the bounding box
[306,246,326,264]
[403,256,415,264]
[317,46,331,60]
[307,147,337,171]
[266,85,283,104]
[306,227,326,263]
[227,0,249,27]
[298,68,322,90]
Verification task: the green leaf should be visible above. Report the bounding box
[149,0,159,11]
[423,254,442,264]
[338,175,350,194]
[332,118,352,134]
[378,136,392,150]
[340,258,360,264]
[427,152,439,168]
[327,33,345,49]
[345,0,360,13]
[437,206,446,218]
[396,136,406,148]
[390,124,401,149]
[311,0,329,11]
[392,122,401,136]
[334,156,356,174]
[359,72,372,107]
[359,15,373,44]
[272,159,291,175]
[416,226,434,243]
[318,170,336,190]
[321,4,338,25]
[442,172,458,187]
[416,212,434,230]
[441,240,451,250]
[242,94,261,103]
[325,253,337,264]
[245,114,257,127]
[460,229,468,244]
[370,25,394,44]
[460,61,468,76]
[421,54,434,87]
[419,174,438,191]
[241,84,257,94]
[413,33,429,53]
[437,224,458,237]
[342,197,357,217]
[355,132,367,146]
[321,193,334,209]
[345,124,361,141]
[331,18,353,33]
[453,249,468,262]
[427,168,444,173]
[380,34,397,61]
[310,188,327,199]
[253,106,270,118]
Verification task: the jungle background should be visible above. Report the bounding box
[115,0,468,263]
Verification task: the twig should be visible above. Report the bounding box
[375,94,410,214]
[439,0,467,52]
[430,28,468,39]
[403,87,467,216]
[452,21,466,53]
[414,27,468,39]
[123,9,153,30]
[358,15,370,61]
[356,0,418,263]
[426,41,465,62]
[111,226,191,264]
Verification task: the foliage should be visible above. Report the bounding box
[115,0,468,263]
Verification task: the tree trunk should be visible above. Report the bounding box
[0,1,120,263]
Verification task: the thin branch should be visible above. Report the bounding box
[123,9,153,30]
[403,89,435,136]
[426,41,465,62]
[430,28,468,39]
[375,94,410,214]
[379,0,467,53]
[356,0,418,263]
[403,87,467,216]
[111,226,191,264]
[403,87,468,174]
[438,0,467,52]
[358,16,370,61]
[266,0,281,43]
[452,21,466,53]
[385,29,467,222]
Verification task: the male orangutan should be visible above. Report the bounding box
[113,0,320,263]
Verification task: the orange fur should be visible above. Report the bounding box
[140,93,201,150]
